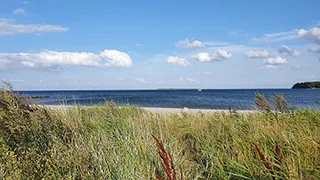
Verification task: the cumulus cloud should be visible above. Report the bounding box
[192,50,232,62]
[13,8,25,15]
[245,50,269,58]
[265,65,280,70]
[166,56,190,66]
[308,47,320,61]
[277,45,300,57]
[136,78,147,83]
[0,49,132,69]
[297,27,320,44]
[309,47,320,53]
[176,39,205,48]
[0,19,68,36]
[192,52,211,62]
[100,50,132,67]
[263,57,287,65]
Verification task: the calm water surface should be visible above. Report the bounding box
[17,89,320,110]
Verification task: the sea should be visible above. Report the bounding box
[17,89,320,110]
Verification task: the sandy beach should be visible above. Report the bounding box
[44,105,257,114]
[143,107,257,114]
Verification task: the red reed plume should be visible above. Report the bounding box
[152,135,183,180]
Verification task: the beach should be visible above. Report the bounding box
[44,105,257,114]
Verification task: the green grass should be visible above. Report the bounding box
[1,85,320,179]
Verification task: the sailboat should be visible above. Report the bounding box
[198,84,204,92]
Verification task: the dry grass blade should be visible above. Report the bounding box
[271,94,289,113]
[254,93,271,112]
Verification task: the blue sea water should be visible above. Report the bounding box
[17,89,320,110]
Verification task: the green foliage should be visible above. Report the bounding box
[292,81,320,89]
[0,84,320,179]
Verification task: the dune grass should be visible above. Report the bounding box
[1,85,320,179]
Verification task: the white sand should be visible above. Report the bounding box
[144,107,256,114]
[44,105,257,114]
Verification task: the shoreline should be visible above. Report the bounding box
[43,105,257,114]
[143,107,256,114]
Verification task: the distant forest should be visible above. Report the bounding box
[292,81,320,89]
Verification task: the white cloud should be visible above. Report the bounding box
[117,77,124,80]
[0,18,15,23]
[309,47,320,53]
[291,64,301,69]
[214,50,232,59]
[192,50,232,62]
[166,56,190,66]
[136,78,146,83]
[186,77,197,82]
[136,43,143,47]
[297,27,320,44]
[0,49,132,69]
[100,50,132,67]
[251,30,297,43]
[10,79,24,83]
[180,77,199,83]
[277,45,300,57]
[228,31,248,37]
[203,72,213,75]
[0,19,68,36]
[176,39,205,48]
[202,41,231,46]
[265,65,280,70]
[21,61,36,67]
[245,50,269,58]
[251,27,320,44]
[263,57,287,65]
[13,8,25,15]
[308,47,320,61]
[23,1,29,4]
[192,52,211,62]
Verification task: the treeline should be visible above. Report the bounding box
[292,81,320,89]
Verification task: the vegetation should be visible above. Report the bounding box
[292,81,320,89]
[1,84,320,179]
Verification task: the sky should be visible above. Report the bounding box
[0,0,320,90]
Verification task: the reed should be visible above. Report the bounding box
[1,84,319,179]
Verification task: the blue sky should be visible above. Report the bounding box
[0,0,319,90]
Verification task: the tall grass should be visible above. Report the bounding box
[1,84,320,179]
